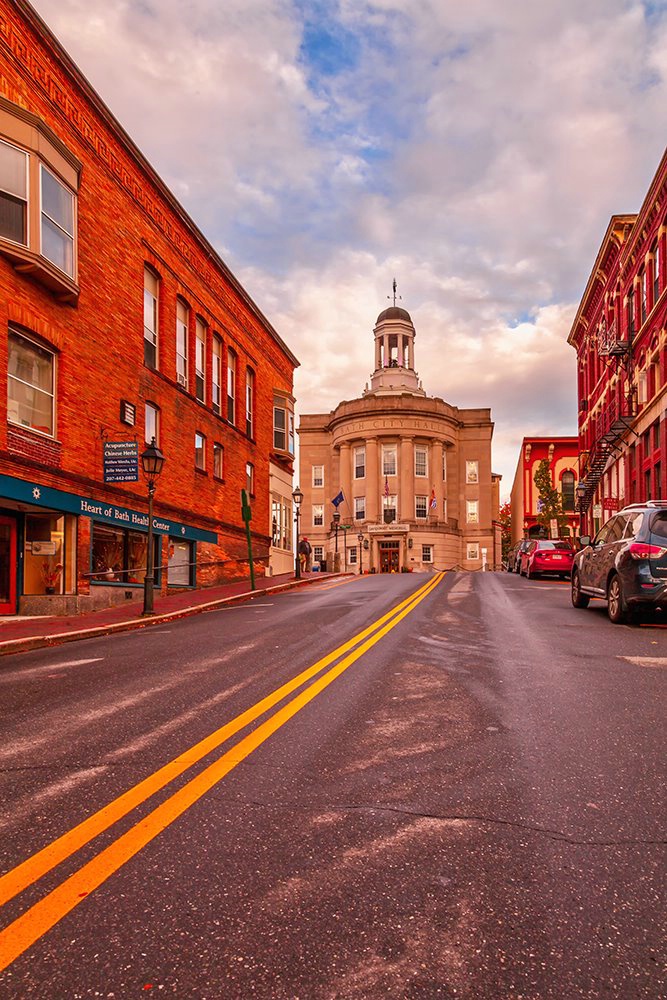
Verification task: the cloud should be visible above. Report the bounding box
[29,0,667,495]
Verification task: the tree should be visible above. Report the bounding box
[533,459,568,537]
[498,501,512,561]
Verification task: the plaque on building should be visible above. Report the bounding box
[103,441,139,483]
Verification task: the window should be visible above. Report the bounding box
[312,465,324,488]
[213,442,223,479]
[8,329,55,436]
[466,460,479,484]
[273,395,295,454]
[466,500,479,523]
[195,318,206,403]
[383,494,397,522]
[227,348,237,423]
[168,537,193,587]
[383,445,397,476]
[628,288,635,339]
[246,461,254,496]
[653,241,661,303]
[145,402,159,445]
[271,497,292,550]
[443,453,447,481]
[354,496,366,520]
[561,471,575,512]
[467,543,479,560]
[655,421,661,450]
[442,498,448,520]
[176,299,189,389]
[422,545,433,563]
[195,432,206,470]
[40,164,74,277]
[212,336,222,414]
[348,546,358,564]
[415,447,427,477]
[313,545,323,566]
[354,446,366,479]
[415,495,428,519]
[313,504,324,526]
[640,268,648,325]
[245,368,254,437]
[92,522,158,585]
[0,139,27,245]
[143,267,159,368]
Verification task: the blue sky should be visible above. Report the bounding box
[31,0,667,493]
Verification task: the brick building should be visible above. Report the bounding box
[298,303,501,573]
[568,148,667,536]
[0,0,297,615]
[509,437,580,544]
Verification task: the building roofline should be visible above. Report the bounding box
[621,145,667,263]
[14,0,299,368]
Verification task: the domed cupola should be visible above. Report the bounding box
[365,281,425,397]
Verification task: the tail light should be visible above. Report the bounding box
[627,542,667,560]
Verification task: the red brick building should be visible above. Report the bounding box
[510,437,580,544]
[568,148,667,536]
[0,0,298,615]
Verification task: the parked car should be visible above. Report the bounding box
[519,538,575,579]
[510,539,532,573]
[571,501,667,623]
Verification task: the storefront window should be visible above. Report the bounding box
[168,537,193,586]
[23,513,75,595]
[91,522,158,584]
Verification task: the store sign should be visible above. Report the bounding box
[592,504,602,518]
[603,497,619,511]
[0,474,218,544]
[103,441,139,483]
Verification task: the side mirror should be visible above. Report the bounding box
[579,535,591,547]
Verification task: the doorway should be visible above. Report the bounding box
[379,540,401,573]
[0,516,17,614]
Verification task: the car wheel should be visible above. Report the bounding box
[607,574,629,624]
[571,569,590,608]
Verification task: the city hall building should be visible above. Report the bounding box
[298,304,501,573]
[0,0,297,615]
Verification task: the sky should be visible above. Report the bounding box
[30,0,667,496]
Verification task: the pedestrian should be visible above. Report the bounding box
[298,536,312,572]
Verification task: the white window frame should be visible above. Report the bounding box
[467,543,480,560]
[466,461,479,484]
[213,442,223,480]
[348,546,358,564]
[227,348,237,424]
[246,461,254,496]
[143,267,158,369]
[313,545,324,564]
[176,299,189,389]
[145,402,159,445]
[39,163,75,278]
[442,452,447,481]
[422,544,433,563]
[245,369,254,438]
[466,500,479,524]
[382,494,398,520]
[415,495,428,519]
[212,336,222,414]
[7,329,55,437]
[313,504,324,527]
[312,465,324,488]
[195,318,206,403]
[0,139,28,247]
[354,496,366,521]
[354,446,366,479]
[195,431,206,471]
[414,446,428,478]
[382,444,397,477]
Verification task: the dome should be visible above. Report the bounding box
[375,306,413,325]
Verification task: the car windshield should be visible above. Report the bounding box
[536,541,572,550]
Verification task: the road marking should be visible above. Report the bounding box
[0,574,443,933]
[0,572,443,971]
[617,656,667,669]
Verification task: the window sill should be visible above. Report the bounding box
[194,467,208,476]
[1,241,79,303]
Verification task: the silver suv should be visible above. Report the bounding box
[571,501,667,624]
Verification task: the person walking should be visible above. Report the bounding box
[298,536,312,573]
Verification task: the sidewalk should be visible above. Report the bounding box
[0,571,348,657]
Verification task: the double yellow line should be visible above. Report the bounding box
[0,572,443,971]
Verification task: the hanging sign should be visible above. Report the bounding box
[103,441,139,483]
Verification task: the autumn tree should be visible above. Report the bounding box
[498,501,512,561]
[533,459,568,537]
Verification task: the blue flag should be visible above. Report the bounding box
[331,490,344,509]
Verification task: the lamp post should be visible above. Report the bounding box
[357,531,364,575]
[141,437,165,616]
[293,485,303,580]
[576,482,586,537]
[333,510,341,552]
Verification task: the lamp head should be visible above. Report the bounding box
[141,438,165,480]
[292,485,304,507]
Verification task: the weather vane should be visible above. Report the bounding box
[387,278,402,306]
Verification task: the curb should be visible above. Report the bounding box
[0,573,355,657]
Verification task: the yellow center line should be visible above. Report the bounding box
[0,574,443,910]
[0,572,443,972]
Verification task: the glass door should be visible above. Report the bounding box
[0,516,18,614]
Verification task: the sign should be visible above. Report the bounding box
[0,474,218,543]
[103,441,139,483]
[593,504,602,519]
[550,518,559,539]
[31,541,56,555]
[603,497,619,511]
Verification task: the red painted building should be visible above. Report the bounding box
[568,148,667,536]
[0,0,298,615]
[510,437,580,544]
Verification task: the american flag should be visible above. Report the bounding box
[430,489,437,510]
[384,476,390,498]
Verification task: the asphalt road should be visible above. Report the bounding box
[0,571,665,999]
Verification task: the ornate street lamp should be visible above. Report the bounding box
[332,510,341,554]
[576,482,587,535]
[140,437,165,616]
[357,531,364,575]
[292,485,304,579]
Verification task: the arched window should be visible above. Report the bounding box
[561,470,576,512]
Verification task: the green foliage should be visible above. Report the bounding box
[533,459,568,536]
[498,501,512,559]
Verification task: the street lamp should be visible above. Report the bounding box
[293,485,304,579]
[332,510,341,553]
[576,482,587,536]
[141,437,165,616]
[357,531,364,575]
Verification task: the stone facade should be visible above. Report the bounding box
[299,306,500,573]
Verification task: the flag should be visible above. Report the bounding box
[430,489,437,510]
[331,489,344,509]
[384,477,390,498]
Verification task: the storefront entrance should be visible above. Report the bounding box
[0,516,17,614]
[379,540,401,573]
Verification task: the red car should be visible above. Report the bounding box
[519,539,575,579]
